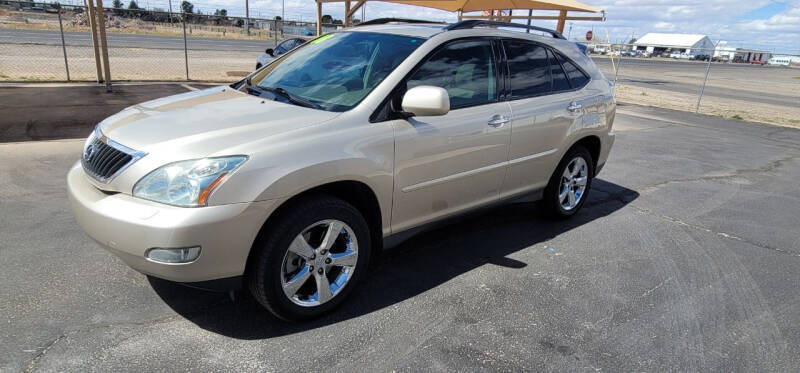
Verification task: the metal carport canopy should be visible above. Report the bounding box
[314,0,603,35]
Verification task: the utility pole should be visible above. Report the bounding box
[282,0,284,23]
[168,0,172,19]
[85,0,103,82]
[245,0,249,35]
[94,0,112,91]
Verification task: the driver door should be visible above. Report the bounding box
[390,39,512,233]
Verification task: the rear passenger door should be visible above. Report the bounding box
[500,40,592,197]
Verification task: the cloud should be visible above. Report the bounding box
[142,0,800,53]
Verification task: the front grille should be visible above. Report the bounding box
[82,134,143,182]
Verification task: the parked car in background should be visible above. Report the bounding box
[69,20,616,321]
[256,37,306,69]
[750,59,767,66]
[693,54,710,61]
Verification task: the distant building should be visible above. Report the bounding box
[633,33,715,56]
[713,41,773,63]
[768,55,800,66]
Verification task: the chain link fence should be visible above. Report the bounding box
[2,2,799,126]
[0,0,339,81]
[586,43,800,127]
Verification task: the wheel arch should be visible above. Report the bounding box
[244,179,384,278]
[569,135,601,176]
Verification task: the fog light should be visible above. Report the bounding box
[146,246,201,264]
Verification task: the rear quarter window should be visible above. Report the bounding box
[556,53,590,89]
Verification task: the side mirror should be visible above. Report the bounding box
[401,86,450,117]
[265,48,274,57]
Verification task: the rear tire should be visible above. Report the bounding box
[540,146,594,219]
[247,195,371,321]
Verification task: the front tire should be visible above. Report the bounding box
[248,195,371,321]
[540,146,594,218]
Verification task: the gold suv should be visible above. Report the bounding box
[68,20,616,320]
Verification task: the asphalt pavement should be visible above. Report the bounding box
[0,82,218,143]
[2,103,800,371]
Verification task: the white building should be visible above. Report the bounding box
[714,41,737,61]
[634,33,715,56]
[768,55,800,66]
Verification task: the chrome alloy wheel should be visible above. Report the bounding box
[559,156,589,211]
[280,219,359,307]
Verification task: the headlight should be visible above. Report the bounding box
[83,127,99,153]
[133,156,247,207]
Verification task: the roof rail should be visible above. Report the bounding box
[445,20,566,39]
[355,18,445,27]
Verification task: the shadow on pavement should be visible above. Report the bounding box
[149,178,638,339]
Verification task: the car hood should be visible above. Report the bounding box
[98,86,339,158]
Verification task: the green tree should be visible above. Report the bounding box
[214,8,227,16]
[321,14,332,24]
[180,0,193,13]
[274,15,281,20]
[127,0,139,9]
[111,0,124,15]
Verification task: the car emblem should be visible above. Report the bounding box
[84,143,96,162]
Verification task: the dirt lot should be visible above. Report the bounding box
[594,57,800,128]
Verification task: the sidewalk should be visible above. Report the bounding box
[0,82,219,143]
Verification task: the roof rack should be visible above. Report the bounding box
[445,20,566,40]
[355,18,446,27]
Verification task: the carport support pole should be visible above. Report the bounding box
[85,0,103,83]
[182,14,189,80]
[315,1,322,36]
[57,10,70,81]
[94,0,112,92]
[696,43,716,113]
[526,9,532,33]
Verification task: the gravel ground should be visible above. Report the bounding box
[2,104,800,371]
[593,57,800,128]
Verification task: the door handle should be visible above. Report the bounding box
[567,102,583,112]
[488,115,509,127]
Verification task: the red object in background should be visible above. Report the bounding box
[586,30,593,41]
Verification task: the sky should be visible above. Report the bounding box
[113,0,800,54]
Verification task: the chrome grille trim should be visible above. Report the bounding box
[81,129,147,183]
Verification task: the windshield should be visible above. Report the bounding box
[251,32,424,112]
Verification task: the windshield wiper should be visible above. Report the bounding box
[261,86,320,109]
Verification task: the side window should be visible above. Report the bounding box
[275,42,288,55]
[503,40,550,98]
[407,40,497,109]
[556,53,590,89]
[548,49,571,92]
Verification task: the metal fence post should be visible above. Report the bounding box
[613,44,622,86]
[274,19,278,46]
[696,44,716,113]
[182,13,189,80]
[57,9,70,81]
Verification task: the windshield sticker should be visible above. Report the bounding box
[311,34,334,44]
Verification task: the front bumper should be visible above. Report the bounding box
[67,162,278,283]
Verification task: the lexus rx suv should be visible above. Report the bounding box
[68,20,616,321]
